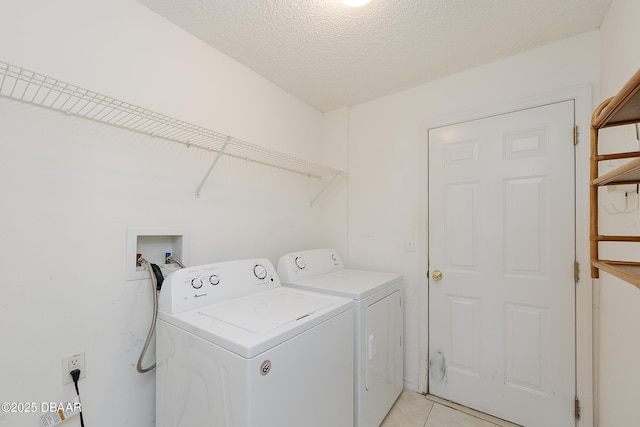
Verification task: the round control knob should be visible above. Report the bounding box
[209,274,220,286]
[253,264,268,280]
[294,256,306,270]
[331,253,338,262]
[191,277,203,289]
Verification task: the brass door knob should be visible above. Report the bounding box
[432,270,443,281]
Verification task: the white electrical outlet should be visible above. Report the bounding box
[62,352,86,384]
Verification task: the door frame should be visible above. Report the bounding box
[418,85,593,427]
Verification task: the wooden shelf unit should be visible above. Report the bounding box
[590,67,640,288]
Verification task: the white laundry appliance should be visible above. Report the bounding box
[277,249,403,427]
[156,258,354,427]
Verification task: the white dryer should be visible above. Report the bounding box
[156,258,354,427]
[277,249,403,427]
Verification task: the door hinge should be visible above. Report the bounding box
[574,261,580,283]
[574,125,579,145]
[575,397,581,420]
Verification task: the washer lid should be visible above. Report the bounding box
[199,288,332,334]
[283,269,402,300]
[158,287,352,358]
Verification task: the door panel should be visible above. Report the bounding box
[505,176,546,275]
[365,291,401,390]
[445,183,478,269]
[363,290,403,427]
[428,101,575,427]
[448,296,480,375]
[505,303,546,393]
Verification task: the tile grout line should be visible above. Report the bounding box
[424,394,522,427]
[422,396,435,427]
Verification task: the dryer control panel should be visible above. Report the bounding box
[158,259,280,314]
[277,248,344,281]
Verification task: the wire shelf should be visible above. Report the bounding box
[0,61,347,183]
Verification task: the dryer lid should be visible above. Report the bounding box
[283,269,401,300]
[199,288,333,334]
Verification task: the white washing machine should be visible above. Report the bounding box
[156,258,354,427]
[277,249,403,427]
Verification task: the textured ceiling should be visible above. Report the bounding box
[137,0,612,112]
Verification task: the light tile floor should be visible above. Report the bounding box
[381,389,521,427]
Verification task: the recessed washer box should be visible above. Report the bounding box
[126,228,190,281]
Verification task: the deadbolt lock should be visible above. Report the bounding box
[432,270,443,281]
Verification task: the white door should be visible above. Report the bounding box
[428,101,576,427]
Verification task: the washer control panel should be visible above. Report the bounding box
[253,263,268,280]
[277,248,344,281]
[294,256,306,270]
[159,259,279,314]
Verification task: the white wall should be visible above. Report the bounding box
[0,1,338,426]
[319,107,350,259]
[343,31,600,396]
[597,1,640,425]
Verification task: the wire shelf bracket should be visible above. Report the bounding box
[310,172,341,207]
[0,61,348,198]
[195,136,231,198]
